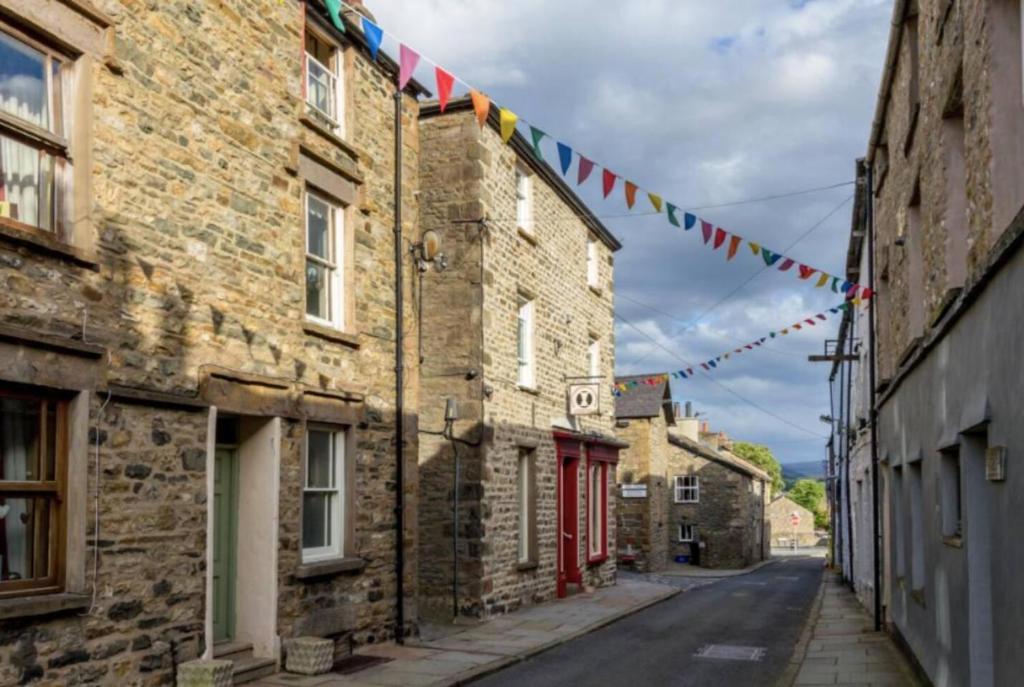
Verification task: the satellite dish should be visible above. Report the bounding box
[421,230,442,261]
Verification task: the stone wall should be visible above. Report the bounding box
[417,105,619,618]
[0,0,421,682]
[614,415,671,572]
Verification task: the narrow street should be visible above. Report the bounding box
[475,557,823,687]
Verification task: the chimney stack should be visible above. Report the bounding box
[685,401,693,418]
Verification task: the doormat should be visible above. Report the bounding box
[694,644,766,662]
[333,655,392,674]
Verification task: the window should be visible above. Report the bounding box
[515,164,532,232]
[588,336,600,379]
[586,234,599,287]
[942,109,967,289]
[0,391,66,597]
[305,190,344,328]
[303,427,347,562]
[892,465,905,578]
[517,449,536,565]
[905,11,920,148]
[0,27,69,236]
[674,475,699,503]
[516,296,535,387]
[587,459,608,562]
[677,524,696,543]
[940,448,962,540]
[908,461,925,592]
[305,30,344,135]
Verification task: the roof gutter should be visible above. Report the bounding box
[866,0,909,165]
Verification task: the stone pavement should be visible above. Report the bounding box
[785,573,921,686]
[248,576,678,687]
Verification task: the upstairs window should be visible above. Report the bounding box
[587,234,599,287]
[305,189,344,328]
[588,336,600,379]
[515,164,532,233]
[305,30,344,136]
[516,296,535,387]
[0,27,69,236]
[674,475,699,503]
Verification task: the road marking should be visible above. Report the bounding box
[695,645,767,662]
[774,576,801,581]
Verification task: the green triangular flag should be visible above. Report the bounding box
[667,203,681,228]
[529,126,546,160]
[326,0,345,32]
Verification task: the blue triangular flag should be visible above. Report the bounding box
[557,142,572,176]
[680,371,688,379]
[684,213,697,230]
[761,248,782,267]
[709,360,718,368]
[841,280,853,293]
[362,17,383,61]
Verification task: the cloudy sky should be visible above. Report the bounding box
[370,0,893,466]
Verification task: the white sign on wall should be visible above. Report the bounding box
[621,484,648,498]
[568,383,600,416]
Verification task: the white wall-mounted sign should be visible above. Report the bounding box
[568,383,600,416]
[621,484,648,498]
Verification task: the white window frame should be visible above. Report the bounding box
[517,450,533,564]
[588,336,600,379]
[677,524,696,543]
[674,475,699,503]
[588,461,606,558]
[304,31,345,137]
[586,234,599,288]
[515,164,533,233]
[305,189,345,329]
[517,296,535,388]
[302,426,346,563]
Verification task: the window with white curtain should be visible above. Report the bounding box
[305,190,344,328]
[303,427,347,562]
[515,164,532,232]
[517,296,535,387]
[587,234,599,287]
[0,27,69,235]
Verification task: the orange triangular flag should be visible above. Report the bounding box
[726,235,742,260]
[625,182,638,209]
[470,90,490,128]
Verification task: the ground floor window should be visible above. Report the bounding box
[517,448,537,565]
[678,524,696,543]
[302,426,348,562]
[0,389,67,597]
[587,459,608,562]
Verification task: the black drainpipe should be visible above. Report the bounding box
[866,164,882,632]
[393,86,406,644]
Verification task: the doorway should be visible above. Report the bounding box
[556,439,580,598]
[213,446,239,642]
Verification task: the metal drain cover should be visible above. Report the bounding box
[695,644,766,661]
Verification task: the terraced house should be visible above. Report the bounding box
[0,0,424,683]
[416,97,624,620]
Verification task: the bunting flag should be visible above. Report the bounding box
[578,157,595,184]
[625,181,638,209]
[529,126,546,159]
[361,17,383,60]
[602,169,617,198]
[499,108,518,143]
[611,302,851,395]
[325,0,345,31]
[399,44,420,90]
[727,235,742,260]
[333,3,875,307]
[435,67,455,112]
[470,90,490,128]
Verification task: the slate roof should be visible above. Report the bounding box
[614,374,672,419]
[667,433,771,482]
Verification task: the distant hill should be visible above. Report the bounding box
[781,460,825,486]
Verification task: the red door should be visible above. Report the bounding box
[556,439,581,598]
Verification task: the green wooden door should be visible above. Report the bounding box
[213,448,239,643]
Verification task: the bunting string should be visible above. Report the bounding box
[334,3,874,304]
[612,301,856,394]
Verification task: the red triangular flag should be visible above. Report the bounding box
[578,157,595,185]
[435,67,455,112]
[625,181,638,209]
[470,90,490,128]
[713,228,727,250]
[602,169,617,198]
[727,235,742,260]
[700,221,713,244]
[798,264,816,280]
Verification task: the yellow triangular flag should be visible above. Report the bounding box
[815,272,830,288]
[499,108,518,143]
[648,193,663,213]
[748,241,761,255]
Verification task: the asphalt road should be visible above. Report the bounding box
[474,556,824,687]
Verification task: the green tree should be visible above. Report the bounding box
[731,441,784,496]
[788,479,828,529]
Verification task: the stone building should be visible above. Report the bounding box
[767,496,816,549]
[614,377,769,571]
[416,97,623,620]
[0,1,425,684]
[834,1,1024,684]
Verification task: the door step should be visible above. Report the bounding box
[212,641,277,685]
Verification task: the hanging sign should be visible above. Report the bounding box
[568,383,600,416]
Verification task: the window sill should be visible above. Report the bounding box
[295,556,365,580]
[587,554,609,566]
[304,322,361,349]
[942,535,963,549]
[517,226,538,245]
[516,561,539,572]
[299,113,365,166]
[517,384,540,396]
[0,593,90,621]
[588,284,603,296]
[0,218,99,271]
